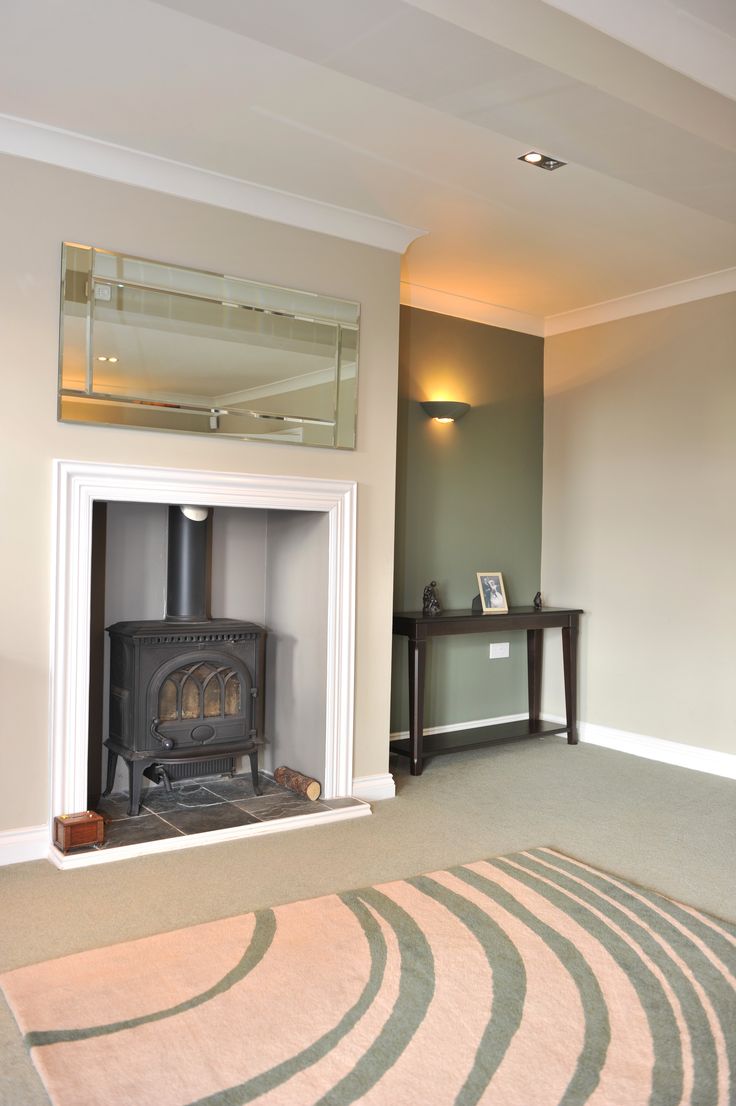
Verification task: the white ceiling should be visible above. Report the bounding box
[1,0,734,322]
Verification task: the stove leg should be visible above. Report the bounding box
[102,749,118,797]
[127,760,146,817]
[249,749,262,796]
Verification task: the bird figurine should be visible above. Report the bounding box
[422,581,441,615]
[533,591,542,610]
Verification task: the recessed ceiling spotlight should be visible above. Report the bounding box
[97,355,107,362]
[519,151,566,171]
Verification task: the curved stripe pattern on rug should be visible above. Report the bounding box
[2,847,735,1106]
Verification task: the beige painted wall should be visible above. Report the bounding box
[541,293,736,754]
[0,152,400,832]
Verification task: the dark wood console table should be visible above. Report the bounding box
[392,606,582,775]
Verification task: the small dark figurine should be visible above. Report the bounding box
[422,580,441,615]
[533,591,542,610]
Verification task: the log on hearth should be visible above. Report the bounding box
[273,766,321,801]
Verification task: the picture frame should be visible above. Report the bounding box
[477,571,508,614]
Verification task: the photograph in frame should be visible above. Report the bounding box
[477,571,508,614]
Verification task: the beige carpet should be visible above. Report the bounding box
[3,847,735,1106]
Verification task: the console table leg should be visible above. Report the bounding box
[408,637,426,775]
[562,621,579,744]
[527,629,543,728]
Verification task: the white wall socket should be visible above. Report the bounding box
[489,642,510,659]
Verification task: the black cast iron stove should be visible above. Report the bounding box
[103,505,266,815]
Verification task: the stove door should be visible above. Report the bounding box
[146,651,255,756]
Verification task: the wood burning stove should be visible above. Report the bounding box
[103,506,266,816]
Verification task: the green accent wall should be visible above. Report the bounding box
[392,306,544,732]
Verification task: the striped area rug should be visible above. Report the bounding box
[2,848,735,1106]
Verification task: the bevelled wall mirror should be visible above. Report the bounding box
[58,244,360,449]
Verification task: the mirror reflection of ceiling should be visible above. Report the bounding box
[2,0,735,317]
[61,246,357,408]
[59,244,359,444]
[63,313,345,405]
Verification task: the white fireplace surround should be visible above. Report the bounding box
[48,459,366,867]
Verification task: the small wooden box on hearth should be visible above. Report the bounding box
[53,811,105,853]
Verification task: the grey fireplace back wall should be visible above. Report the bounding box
[264,509,329,786]
[101,502,328,792]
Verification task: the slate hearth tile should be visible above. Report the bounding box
[158,803,261,835]
[203,774,281,801]
[95,793,136,821]
[102,814,182,849]
[235,793,330,820]
[141,783,227,814]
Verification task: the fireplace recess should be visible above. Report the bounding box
[103,506,266,815]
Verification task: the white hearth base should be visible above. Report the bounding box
[47,800,370,870]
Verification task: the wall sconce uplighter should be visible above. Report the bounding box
[420,401,471,424]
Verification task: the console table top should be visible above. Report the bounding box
[393,606,583,639]
[394,606,582,623]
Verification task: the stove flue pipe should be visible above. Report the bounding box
[165,505,212,621]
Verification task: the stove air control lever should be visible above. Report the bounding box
[150,718,175,751]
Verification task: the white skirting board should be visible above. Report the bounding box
[391,711,736,781]
[542,715,736,780]
[0,825,48,866]
[352,774,396,801]
[6,719,732,866]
